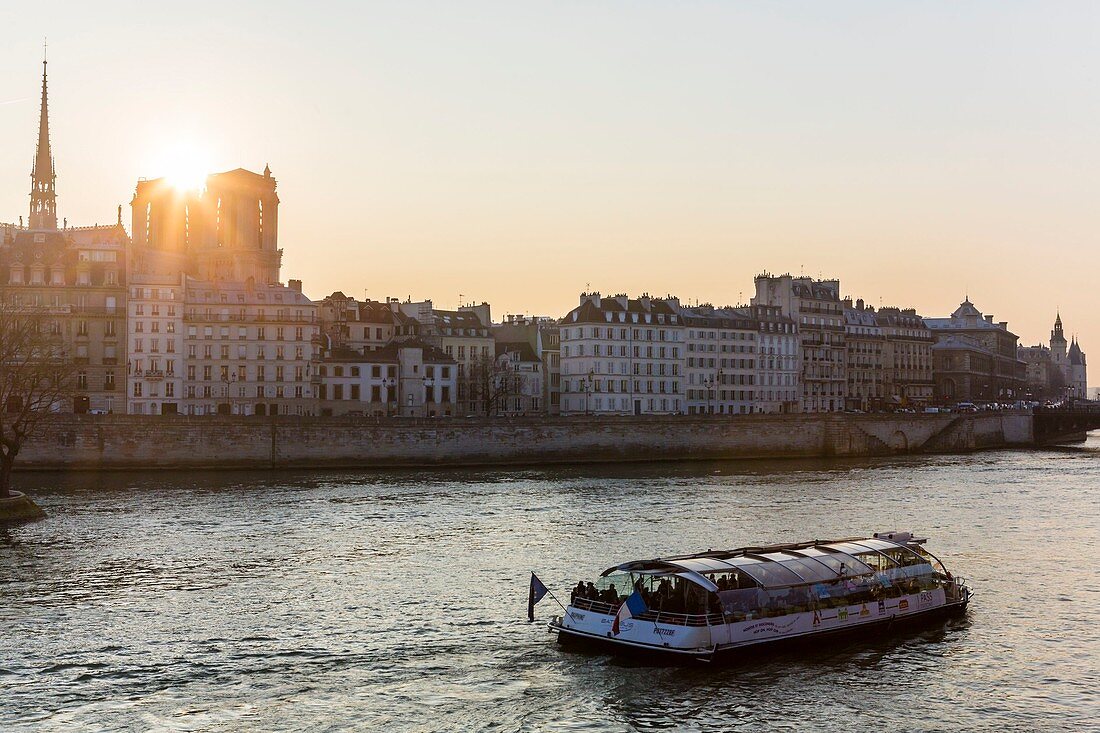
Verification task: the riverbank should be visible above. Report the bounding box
[14,412,1036,471]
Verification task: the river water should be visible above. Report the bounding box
[2,437,1098,732]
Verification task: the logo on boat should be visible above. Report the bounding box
[812,609,821,627]
[860,604,870,617]
[653,627,675,637]
[878,600,886,615]
[745,618,798,636]
[899,599,909,611]
[838,609,849,621]
[918,591,934,609]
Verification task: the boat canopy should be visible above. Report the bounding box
[600,536,932,591]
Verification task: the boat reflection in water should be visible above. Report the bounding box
[548,530,971,661]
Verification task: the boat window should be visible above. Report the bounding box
[910,545,948,574]
[826,542,898,573]
[705,571,757,592]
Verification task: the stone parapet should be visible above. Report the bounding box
[10,412,1040,472]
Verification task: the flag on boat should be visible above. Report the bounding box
[611,589,647,635]
[528,573,549,621]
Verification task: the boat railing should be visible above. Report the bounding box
[570,596,722,627]
[947,576,972,603]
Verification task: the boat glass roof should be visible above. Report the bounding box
[602,537,918,591]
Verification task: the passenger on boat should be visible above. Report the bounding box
[570,581,586,604]
[600,583,620,605]
[585,582,599,601]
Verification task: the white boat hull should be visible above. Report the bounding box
[552,588,968,659]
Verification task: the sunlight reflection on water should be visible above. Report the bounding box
[2,438,1098,732]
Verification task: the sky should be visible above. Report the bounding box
[1,2,1097,387]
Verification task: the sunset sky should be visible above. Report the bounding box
[1,2,1097,385]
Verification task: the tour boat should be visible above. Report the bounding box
[545,531,971,660]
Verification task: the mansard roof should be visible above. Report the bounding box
[495,341,539,362]
[930,334,995,356]
[563,294,681,324]
[790,280,841,301]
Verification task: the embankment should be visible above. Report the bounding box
[15,412,1035,471]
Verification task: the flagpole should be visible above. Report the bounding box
[528,573,583,624]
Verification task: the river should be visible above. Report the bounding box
[2,437,1098,732]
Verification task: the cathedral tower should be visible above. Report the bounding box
[29,57,57,230]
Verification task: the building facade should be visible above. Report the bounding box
[180,278,316,415]
[740,304,800,413]
[752,274,846,412]
[126,272,184,414]
[875,306,934,408]
[316,339,456,417]
[924,298,1026,404]
[559,293,684,415]
[843,299,886,412]
[492,315,559,415]
[493,341,544,416]
[679,305,758,415]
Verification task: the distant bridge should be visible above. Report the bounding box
[1033,407,1100,445]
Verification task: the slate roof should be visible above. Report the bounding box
[563,295,681,324]
[495,341,539,362]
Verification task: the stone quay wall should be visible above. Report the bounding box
[14,412,1036,472]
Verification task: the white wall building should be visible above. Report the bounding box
[678,306,758,415]
[127,274,185,414]
[741,304,801,413]
[316,339,457,417]
[181,278,318,416]
[559,293,684,415]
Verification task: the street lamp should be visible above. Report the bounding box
[703,368,724,415]
[422,376,434,417]
[382,376,397,417]
[220,373,238,415]
[581,369,595,416]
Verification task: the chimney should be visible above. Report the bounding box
[856,298,864,310]
[985,315,994,323]
[288,279,303,293]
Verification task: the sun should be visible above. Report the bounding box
[154,140,212,192]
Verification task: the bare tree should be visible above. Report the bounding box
[462,354,523,416]
[0,304,74,497]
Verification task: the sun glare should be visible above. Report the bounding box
[155,141,212,192]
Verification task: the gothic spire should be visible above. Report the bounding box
[29,52,57,230]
